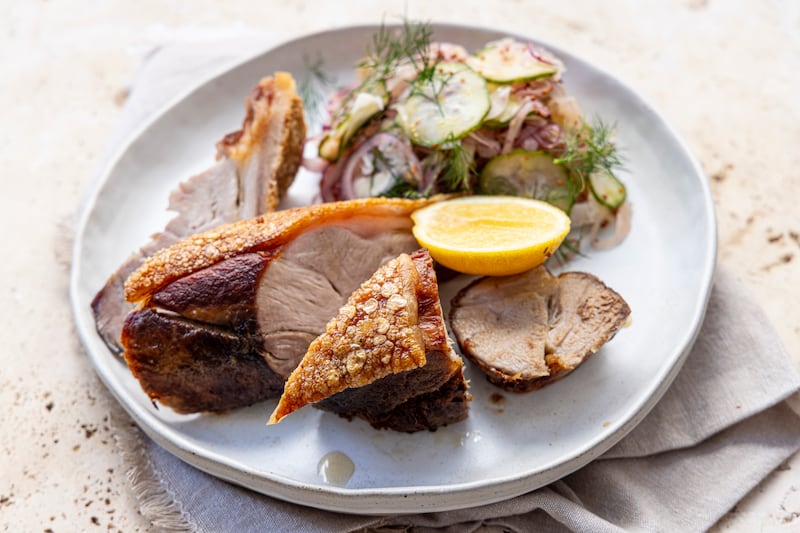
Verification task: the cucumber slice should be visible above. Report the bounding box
[396,62,490,148]
[479,150,574,212]
[484,84,511,122]
[484,86,525,128]
[467,38,562,84]
[589,168,627,209]
[319,86,387,161]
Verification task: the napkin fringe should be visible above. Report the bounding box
[113,410,195,532]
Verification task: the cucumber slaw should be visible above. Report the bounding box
[309,25,629,251]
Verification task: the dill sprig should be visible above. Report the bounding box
[355,19,443,113]
[299,53,335,128]
[380,179,423,199]
[552,233,588,264]
[437,136,476,192]
[359,19,435,84]
[327,20,435,128]
[370,146,414,185]
[555,117,625,182]
[408,67,457,117]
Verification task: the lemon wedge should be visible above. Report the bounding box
[411,196,571,276]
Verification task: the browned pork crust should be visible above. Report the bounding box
[124,197,433,304]
[269,249,469,432]
[93,72,306,354]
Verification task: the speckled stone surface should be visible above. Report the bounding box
[2,1,798,531]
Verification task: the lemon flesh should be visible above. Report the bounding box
[411,196,571,276]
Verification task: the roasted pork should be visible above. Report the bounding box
[449,266,630,392]
[93,72,306,354]
[269,249,469,432]
[121,198,432,413]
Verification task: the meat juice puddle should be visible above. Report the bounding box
[317,451,355,486]
[431,428,483,448]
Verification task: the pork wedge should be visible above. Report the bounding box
[450,266,630,392]
[269,249,469,432]
[216,72,306,217]
[93,72,306,354]
[121,198,433,414]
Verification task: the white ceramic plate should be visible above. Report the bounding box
[70,24,716,514]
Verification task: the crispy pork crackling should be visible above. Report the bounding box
[120,198,433,414]
[269,249,469,432]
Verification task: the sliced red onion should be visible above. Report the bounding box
[515,124,538,144]
[514,78,554,99]
[339,133,421,200]
[411,160,427,194]
[534,123,563,150]
[502,99,538,154]
[520,137,539,151]
[418,164,437,194]
[475,144,499,159]
[467,130,501,154]
[531,99,551,118]
[319,156,346,202]
[570,193,631,251]
[524,114,549,128]
[527,42,554,65]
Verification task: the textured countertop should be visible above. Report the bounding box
[2,1,798,530]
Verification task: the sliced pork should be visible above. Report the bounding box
[121,197,433,414]
[449,266,630,392]
[93,72,306,354]
[269,249,469,432]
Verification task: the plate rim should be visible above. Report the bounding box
[70,22,718,514]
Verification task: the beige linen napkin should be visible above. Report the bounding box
[95,38,800,532]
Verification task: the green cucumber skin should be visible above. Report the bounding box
[589,169,627,209]
[319,85,388,161]
[398,62,490,148]
[479,150,574,212]
[467,41,559,84]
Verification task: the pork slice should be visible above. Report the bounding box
[450,266,630,392]
[92,161,238,354]
[162,158,241,239]
[349,371,470,433]
[91,252,147,356]
[269,249,469,432]
[122,308,285,414]
[257,227,420,378]
[216,72,306,216]
[120,208,424,413]
[93,73,305,354]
